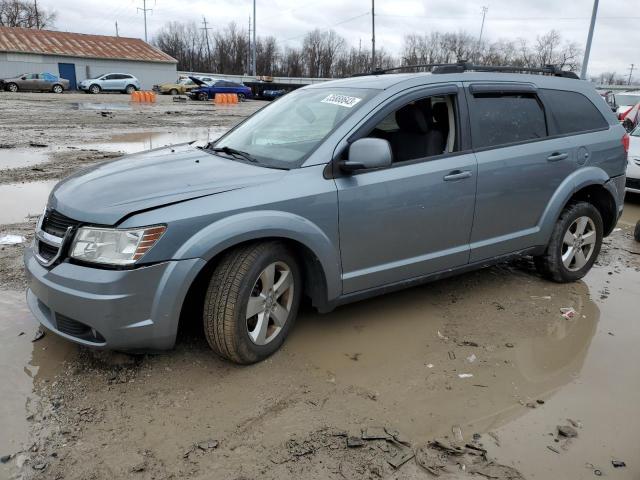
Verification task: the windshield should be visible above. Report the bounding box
[615,94,640,106]
[212,87,375,168]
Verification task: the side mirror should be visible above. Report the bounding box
[21,76,26,80]
[340,138,393,173]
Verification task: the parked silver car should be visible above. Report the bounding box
[3,72,69,93]
[78,73,140,94]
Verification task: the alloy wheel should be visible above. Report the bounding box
[246,261,294,345]
[562,216,597,271]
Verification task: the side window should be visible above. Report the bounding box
[103,74,115,80]
[542,89,609,134]
[469,93,547,149]
[364,95,458,163]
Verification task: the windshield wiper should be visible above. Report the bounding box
[209,146,258,163]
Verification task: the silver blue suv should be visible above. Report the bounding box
[24,65,627,363]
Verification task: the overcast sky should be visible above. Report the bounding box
[42,0,639,78]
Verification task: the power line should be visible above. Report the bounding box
[137,0,153,42]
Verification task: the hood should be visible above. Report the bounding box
[49,144,286,225]
[189,76,206,86]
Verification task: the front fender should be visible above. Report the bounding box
[173,210,342,301]
[538,166,614,242]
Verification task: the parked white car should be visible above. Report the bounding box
[626,126,640,193]
[78,73,141,94]
[614,91,640,120]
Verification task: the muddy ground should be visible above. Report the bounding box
[1,92,640,480]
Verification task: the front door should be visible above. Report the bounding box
[58,63,77,90]
[336,87,477,293]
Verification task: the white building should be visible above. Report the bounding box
[0,26,177,90]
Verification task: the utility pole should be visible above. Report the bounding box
[628,64,635,85]
[580,0,599,80]
[371,0,375,69]
[201,16,213,71]
[476,6,488,63]
[33,0,39,29]
[248,16,251,74]
[115,21,119,37]
[478,6,488,46]
[252,0,257,76]
[137,0,153,43]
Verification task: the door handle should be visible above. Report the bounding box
[443,170,472,181]
[547,152,568,162]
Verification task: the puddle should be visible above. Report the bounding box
[69,102,132,111]
[0,290,74,478]
[82,127,227,154]
[620,192,640,226]
[0,148,50,170]
[0,181,56,224]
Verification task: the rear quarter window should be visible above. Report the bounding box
[542,89,608,135]
[469,93,547,149]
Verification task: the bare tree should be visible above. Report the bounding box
[0,0,55,28]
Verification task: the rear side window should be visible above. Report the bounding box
[542,89,608,135]
[469,93,547,149]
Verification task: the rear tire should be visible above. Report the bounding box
[534,202,603,282]
[203,242,301,364]
[6,83,18,92]
[52,84,63,94]
[125,84,136,94]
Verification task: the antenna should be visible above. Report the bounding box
[137,0,153,42]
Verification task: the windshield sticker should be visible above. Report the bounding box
[321,94,362,108]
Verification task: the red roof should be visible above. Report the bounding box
[0,27,176,63]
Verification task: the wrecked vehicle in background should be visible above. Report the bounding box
[188,77,253,101]
[24,64,627,364]
[153,76,218,95]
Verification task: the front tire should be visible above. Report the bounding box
[198,92,209,101]
[534,202,603,282]
[203,242,302,364]
[6,83,18,92]
[169,88,179,96]
[89,84,101,94]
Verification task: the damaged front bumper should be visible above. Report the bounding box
[24,246,205,351]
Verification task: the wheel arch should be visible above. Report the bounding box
[539,167,619,244]
[175,211,341,333]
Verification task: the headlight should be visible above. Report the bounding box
[70,225,166,265]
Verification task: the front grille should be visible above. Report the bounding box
[626,177,640,190]
[42,210,80,237]
[38,241,58,261]
[56,314,105,343]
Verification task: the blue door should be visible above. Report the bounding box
[58,63,77,90]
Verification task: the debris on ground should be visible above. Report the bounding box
[557,425,578,438]
[547,445,560,454]
[0,234,25,245]
[505,342,515,348]
[0,454,11,463]
[560,307,577,319]
[448,351,456,360]
[183,439,218,458]
[31,328,45,342]
[29,142,48,148]
[466,353,477,363]
[458,373,474,378]
[346,436,365,448]
[611,460,626,468]
[458,340,479,347]
[452,424,464,443]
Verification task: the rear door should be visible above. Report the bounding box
[465,83,575,262]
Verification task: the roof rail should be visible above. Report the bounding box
[352,61,579,79]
